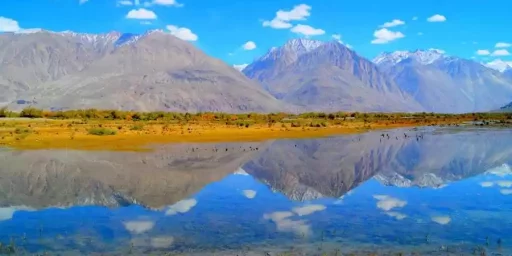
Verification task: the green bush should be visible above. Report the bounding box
[0,107,8,118]
[130,124,144,131]
[20,107,43,118]
[14,127,32,134]
[87,128,117,136]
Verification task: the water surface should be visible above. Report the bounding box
[0,127,511,255]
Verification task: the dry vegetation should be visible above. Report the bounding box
[0,107,511,151]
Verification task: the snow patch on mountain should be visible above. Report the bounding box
[486,59,512,72]
[373,49,445,66]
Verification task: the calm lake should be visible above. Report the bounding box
[0,127,511,255]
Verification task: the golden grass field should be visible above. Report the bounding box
[0,115,501,151]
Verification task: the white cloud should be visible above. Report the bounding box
[118,0,133,5]
[145,0,183,7]
[497,181,512,188]
[491,49,510,56]
[292,204,326,216]
[263,211,311,237]
[263,4,311,29]
[126,8,157,19]
[0,17,21,32]
[165,198,197,215]
[79,0,89,4]
[291,24,325,36]
[150,237,174,248]
[501,189,512,195]
[166,25,198,41]
[479,181,494,187]
[412,16,418,21]
[385,211,407,220]
[427,14,446,22]
[243,190,257,199]
[332,34,342,42]
[429,48,446,54]
[233,64,248,71]
[373,195,407,211]
[242,41,257,50]
[371,28,405,44]
[496,42,511,48]
[123,221,155,234]
[432,216,451,225]
[380,19,405,28]
[476,49,490,56]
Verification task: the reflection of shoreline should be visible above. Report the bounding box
[0,142,266,209]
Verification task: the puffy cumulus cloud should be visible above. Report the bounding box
[165,198,197,215]
[373,195,407,211]
[427,14,446,22]
[292,204,326,216]
[0,16,21,32]
[123,221,155,234]
[291,24,325,36]
[263,211,311,237]
[497,181,512,188]
[242,41,257,50]
[491,49,510,56]
[385,211,407,220]
[166,25,198,41]
[501,189,512,195]
[243,190,257,199]
[126,8,157,19]
[263,4,311,29]
[431,216,451,225]
[479,181,494,187]
[495,42,511,48]
[233,64,248,71]
[150,236,174,248]
[476,49,490,56]
[371,28,404,44]
[380,19,405,28]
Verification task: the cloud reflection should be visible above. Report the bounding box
[292,204,326,216]
[123,221,155,234]
[242,190,257,199]
[165,199,197,215]
[431,216,451,225]
[373,195,407,211]
[385,211,407,220]
[263,211,311,237]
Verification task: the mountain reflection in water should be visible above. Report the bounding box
[0,127,511,255]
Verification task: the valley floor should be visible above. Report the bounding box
[1,116,510,151]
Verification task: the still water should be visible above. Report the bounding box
[0,127,511,255]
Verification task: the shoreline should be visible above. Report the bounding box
[1,117,504,151]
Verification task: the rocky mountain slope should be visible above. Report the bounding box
[0,30,285,113]
[243,39,423,112]
[375,50,512,113]
[0,142,266,209]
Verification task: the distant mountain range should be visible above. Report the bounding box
[1,30,512,113]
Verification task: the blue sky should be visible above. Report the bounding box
[1,0,511,68]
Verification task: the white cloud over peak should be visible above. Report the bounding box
[166,25,198,41]
[145,0,183,7]
[495,42,511,48]
[371,28,405,44]
[486,59,512,72]
[380,19,405,28]
[233,64,248,71]
[427,14,446,22]
[0,16,21,32]
[292,204,326,216]
[263,4,311,29]
[332,34,341,41]
[491,49,510,56]
[126,8,157,19]
[165,198,197,215]
[291,24,325,36]
[242,41,257,50]
[476,49,490,56]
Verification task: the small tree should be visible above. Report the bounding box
[20,107,43,118]
[0,107,8,118]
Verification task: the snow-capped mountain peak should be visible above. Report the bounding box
[373,49,446,66]
[485,59,512,72]
[283,38,324,53]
